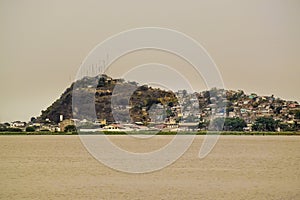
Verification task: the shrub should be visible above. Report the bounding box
[26,127,36,132]
[64,125,77,132]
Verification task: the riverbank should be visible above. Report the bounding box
[0,131,300,135]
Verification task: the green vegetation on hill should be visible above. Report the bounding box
[38,74,177,124]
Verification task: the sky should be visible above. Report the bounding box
[0,0,299,122]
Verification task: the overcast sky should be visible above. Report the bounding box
[0,0,299,122]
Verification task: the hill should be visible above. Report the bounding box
[37,75,300,131]
[38,75,178,124]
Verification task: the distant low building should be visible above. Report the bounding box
[179,122,199,131]
[11,121,26,128]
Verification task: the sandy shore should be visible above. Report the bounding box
[0,135,299,199]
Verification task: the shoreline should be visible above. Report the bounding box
[0,131,300,136]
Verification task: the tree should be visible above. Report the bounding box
[168,102,174,107]
[210,117,246,131]
[253,117,278,132]
[198,120,209,130]
[30,117,37,123]
[275,106,282,115]
[295,110,300,119]
[26,126,36,132]
[224,117,247,131]
[140,85,148,91]
[64,125,77,132]
[278,123,292,131]
[97,77,106,87]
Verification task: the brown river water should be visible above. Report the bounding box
[0,135,299,200]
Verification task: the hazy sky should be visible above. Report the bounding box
[0,0,299,122]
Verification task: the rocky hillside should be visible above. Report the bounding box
[38,74,178,124]
[38,74,300,129]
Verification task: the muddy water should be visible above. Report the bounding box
[0,135,299,199]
